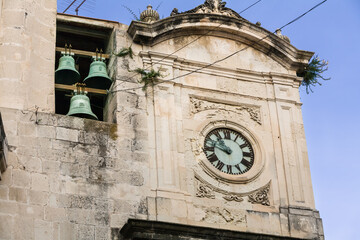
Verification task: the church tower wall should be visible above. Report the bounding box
[0,1,324,239]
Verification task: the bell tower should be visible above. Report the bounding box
[117,0,324,239]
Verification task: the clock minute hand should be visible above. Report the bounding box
[214,139,232,155]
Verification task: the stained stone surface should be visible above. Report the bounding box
[0,0,323,239]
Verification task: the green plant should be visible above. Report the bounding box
[132,67,166,91]
[297,55,330,94]
[115,46,134,59]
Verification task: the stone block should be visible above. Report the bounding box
[68,195,94,209]
[48,175,66,194]
[113,170,144,186]
[67,208,96,225]
[0,214,14,239]
[45,207,67,222]
[9,187,27,203]
[31,173,49,191]
[57,115,84,130]
[56,127,79,142]
[1,9,27,28]
[23,156,42,172]
[12,169,31,188]
[110,214,128,228]
[3,119,17,136]
[0,185,9,200]
[14,216,35,240]
[95,211,110,226]
[17,122,36,136]
[60,162,89,178]
[59,222,76,240]
[18,203,44,219]
[77,224,95,240]
[37,125,56,138]
[28,190,49,206]
[35,219,53,240]
[95,227,110,240]
[0,201,18,215]
[42,160,60,173]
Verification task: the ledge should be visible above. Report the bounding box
[116,219,305,240]
[0,112,8,180]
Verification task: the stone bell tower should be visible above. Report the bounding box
[117,0,324,239]
[0,0,323,239]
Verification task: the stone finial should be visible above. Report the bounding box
[275,29,290,43]
[172,0,242,19]
[140,5,160,23]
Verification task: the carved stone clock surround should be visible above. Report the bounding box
[192,120,265,184]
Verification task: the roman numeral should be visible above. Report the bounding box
[208,154,218,163]
[213,131,222,140]
[243,152,252,158]
[234,164,242,173]
[215,161,225,171]
[204,146,214,152]
[240,143,248,149]
[224,130,231,140]
[227,165,233,174]
[241,158,252,168]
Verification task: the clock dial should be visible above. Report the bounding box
[203,128,254,175]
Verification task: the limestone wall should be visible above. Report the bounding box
[0,0,57,112]
[0,5,323,239]
[0,107,150,239]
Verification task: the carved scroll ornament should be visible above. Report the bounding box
[171,0,242,19]
[195,176,271,206]
[190,97,262,125]
[248,184,270,206]
[196,183,215,199]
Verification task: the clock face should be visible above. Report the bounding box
[203,128,254,175]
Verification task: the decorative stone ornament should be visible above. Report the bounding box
[140,5,160,23]
[171,0,242,19]
[275,29,291,43]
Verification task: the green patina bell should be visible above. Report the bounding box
[55,55,80,85]
[67,90,98,120]
[84,60,112,90]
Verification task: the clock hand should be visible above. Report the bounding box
[215,139,232,154]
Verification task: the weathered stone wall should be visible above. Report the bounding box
[0,4,323,239]
[0,107,149,239]
[0,0,57,112]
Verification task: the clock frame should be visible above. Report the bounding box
[197,121,264,184]
[203,128,255,175]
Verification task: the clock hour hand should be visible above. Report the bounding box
[214,139,232,155]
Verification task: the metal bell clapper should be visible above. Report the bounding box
[67,83,98,120]
[55,44,80,85]
[84,49,112,90]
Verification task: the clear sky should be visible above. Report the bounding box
[57,1,360,239]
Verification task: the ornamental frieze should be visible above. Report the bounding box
[195,175,271,206]
[190,97,262,125]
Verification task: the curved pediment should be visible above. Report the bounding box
[127,13,313,72]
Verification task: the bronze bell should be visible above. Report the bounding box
[84,59,112,90]
[67,90,98,120]
[55,54,80,85]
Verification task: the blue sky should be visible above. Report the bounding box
[57,1,360,239]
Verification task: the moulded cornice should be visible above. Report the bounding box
[128,14,314,72]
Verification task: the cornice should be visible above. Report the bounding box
[140,51,302,86]
[128,14,314,72]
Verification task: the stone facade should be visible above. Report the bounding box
[0,0,324,239]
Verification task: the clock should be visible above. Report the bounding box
[203,128,254,175]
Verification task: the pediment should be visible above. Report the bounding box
[128,13,313,72]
